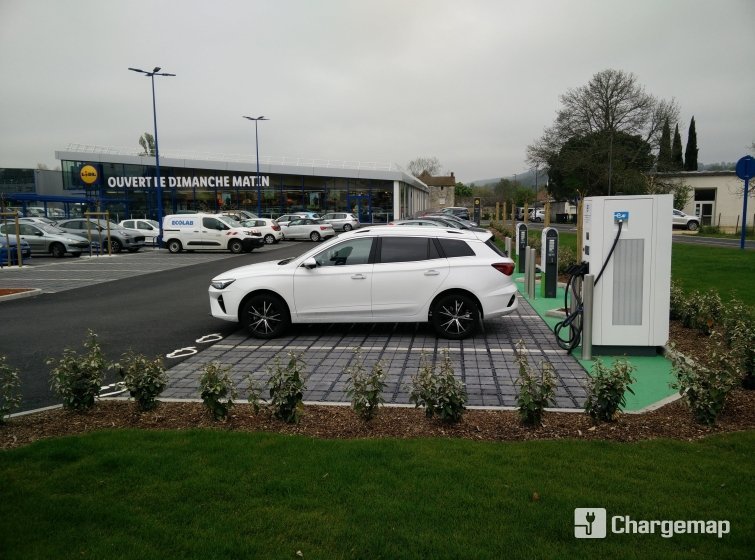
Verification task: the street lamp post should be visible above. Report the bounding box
[243,116,268,216]
[129,66,175,246]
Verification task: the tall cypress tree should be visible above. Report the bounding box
[672,124,683,170]
[684,116,699,171]
[657,119,672,172]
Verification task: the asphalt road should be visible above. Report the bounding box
[1,243,310,413]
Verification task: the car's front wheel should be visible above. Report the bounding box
[109,239,123,253]
[228,239,244,254]
[431,293,479,339]
[687,221,699,231]
[240,294,291,339]
[50,242,66,258]
[309,231,321,242]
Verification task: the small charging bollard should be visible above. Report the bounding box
[541,227,559,298]
[516,222,528,273]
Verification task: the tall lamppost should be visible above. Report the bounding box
[243,116,268,216]
[129,66,175,246]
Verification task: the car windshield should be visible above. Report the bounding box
[218,216,239,227]
[37,224,69,234]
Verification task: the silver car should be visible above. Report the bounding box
[281,218,336,241]
[57,218,146,253]
[0,222,90,258]
[321,212,359,232]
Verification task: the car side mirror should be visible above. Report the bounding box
[302,257,318,269]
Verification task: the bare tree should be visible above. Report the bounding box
[527,69,680,168]
[407,156,442,177]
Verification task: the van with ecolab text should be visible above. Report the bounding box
[162,213,264,254]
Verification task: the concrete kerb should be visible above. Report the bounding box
[0,288,42,302]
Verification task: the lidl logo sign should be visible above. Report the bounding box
[80,165,99,185]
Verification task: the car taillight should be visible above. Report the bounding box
[272,225,280,231]
[320,226,328,230]
[492,262,514,276]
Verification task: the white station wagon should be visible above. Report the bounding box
[209,226,518,339]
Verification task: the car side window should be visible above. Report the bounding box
[203,217,228,230]
[314,238,373,267]
[437,238,476,258]
[379,237,439,263]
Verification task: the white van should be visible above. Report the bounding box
[162,213,264,254]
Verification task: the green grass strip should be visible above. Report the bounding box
[1,430,753,559]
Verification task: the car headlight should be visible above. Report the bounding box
[211,279,236,290]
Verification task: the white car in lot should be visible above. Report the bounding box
[209,226,518,339]
[119,219,159,244]
[672,209,700,231]
[280,218,336,242]
[240,218,283,245]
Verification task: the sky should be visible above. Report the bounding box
[0,0,753,183]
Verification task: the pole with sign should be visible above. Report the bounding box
[735,155,754,250]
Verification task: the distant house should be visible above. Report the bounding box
[419,171,456,209]
[658,171,749,232]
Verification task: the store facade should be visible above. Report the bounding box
[55,149,429,224]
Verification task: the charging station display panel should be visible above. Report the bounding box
[582,195,672,349]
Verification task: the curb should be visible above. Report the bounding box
[0,288,42,303]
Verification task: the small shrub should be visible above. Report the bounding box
[268,352,306,424]
[244,374,263,414]
[48,330,107,412]
[116,351,168,411]
[0,355,22,423]
[514,340,556,426]
[345,348,386,421]
[557,246,577,275]
[584,358,636,423]
[409,349,467,423]
[670,339,739,426]
[199,362,237,421]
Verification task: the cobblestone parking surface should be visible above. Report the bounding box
[164,296,589,409]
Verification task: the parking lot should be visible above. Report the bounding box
[1,245,589,410]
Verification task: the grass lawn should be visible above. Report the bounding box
[1,430,753,559]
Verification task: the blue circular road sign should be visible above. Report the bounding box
[736,155,754,180]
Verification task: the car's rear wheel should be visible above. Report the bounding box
[50,243,66,258]
[264,234,276,245]
[309,231,321,242]
[431,293,479,339]
[228,239,244,254]
[240,294,290,339]
[342,224,352,232]
[167,239,182,253]
[687,221,699,231]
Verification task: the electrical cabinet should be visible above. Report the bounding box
[582,195,672,351]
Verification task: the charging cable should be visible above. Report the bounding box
[554,220,624,353]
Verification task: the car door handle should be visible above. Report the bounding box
[424,270,440,276]
[351,274,366,280]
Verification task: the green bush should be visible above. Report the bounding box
[514,340,556,426]
[268,352,306,424]
[199,362,237,421]
[116,351,168,411]
[244,373,263,414]
[584,358,636,423]
[345,348,386,421]
[409,349,467,423]
[0,355,22,423]
[558,246,578,275]
[48,330,107,412]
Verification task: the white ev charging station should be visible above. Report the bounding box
[581,194,673,354]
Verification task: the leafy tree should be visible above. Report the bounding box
[672,124,684,170]
[454,182,473,198]
[547,130,653,199]
[527,69,679,197]
[657,119,672,172]
[138,132,155,156]
[684,117,699,171]
[407,156,442,177]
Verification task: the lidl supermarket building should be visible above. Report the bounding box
[6,146,429,224]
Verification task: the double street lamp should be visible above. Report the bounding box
[129,66,175,246]
[243,115,268,216]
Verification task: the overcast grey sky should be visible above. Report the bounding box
[1,0,753,183]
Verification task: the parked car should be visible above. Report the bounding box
[0,222,90,258]
[442,207,471,221]
[275,213,309,227]
[321,212,359,232]
[240,218,283,245]
[208,226,518,340]
[119,219,159,244]
[0,236,31,265]
[18,216,58,226]
[426,214,488,232]
[56,218,146,253]
[672,209,700,231]
[220,210,259,222]
[529,209,545,222]
[280,218,336,242]
[389,219,446,228]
